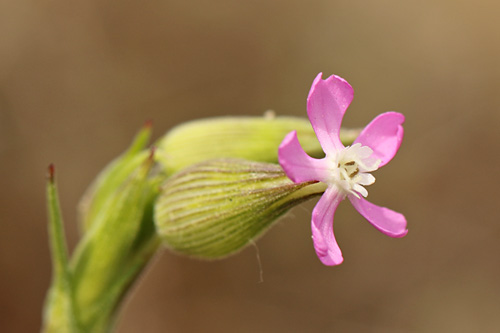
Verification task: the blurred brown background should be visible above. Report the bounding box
[1,0,500,332]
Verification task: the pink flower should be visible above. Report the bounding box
[278,73,407,266]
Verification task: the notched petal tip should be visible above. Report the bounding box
[311,72,324,86]
[306,73,354,153]
[349,196,408,238]
[308,73,354,106]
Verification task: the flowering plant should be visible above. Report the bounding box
[42,73,406,332]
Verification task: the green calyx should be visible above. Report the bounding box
[155,115,360,174]
[154,158,327,259]
[70,152,160,331]
[78,123,153,232]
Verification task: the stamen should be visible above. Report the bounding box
[345,161,355,166]
[349,168,359,177]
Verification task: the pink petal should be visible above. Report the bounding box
[349,196,408,238]
[354,112,404,167]
[278,131,331,183]
[311,187,345,266]
[307,73,354,153]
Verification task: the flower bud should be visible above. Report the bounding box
[154,158,326,259]
[71,151,159,330]
[155,115,360,174]
[78,123,151,232]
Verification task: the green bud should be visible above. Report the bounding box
[155,114,360,174]
[71,151,159,331]
[154,158,326,259]
[78,122,152,232]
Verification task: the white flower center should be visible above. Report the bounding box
[326,143,380,198]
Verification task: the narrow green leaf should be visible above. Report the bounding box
[42,165,80,332]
